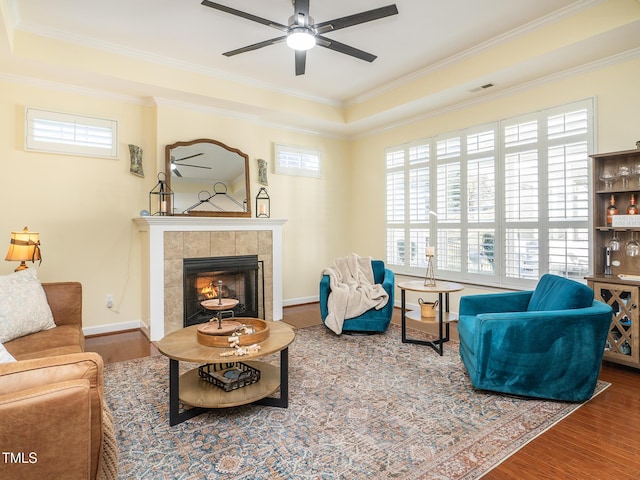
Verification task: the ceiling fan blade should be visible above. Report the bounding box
[179,163,211,169]
[295,50,307,76]
[316,35,377,62]
[173,153,204,162]
[223,36,287,57]
[293,0,310,23]
[174,168,183,178]
[314,4,398,34]
[201,1,288,32]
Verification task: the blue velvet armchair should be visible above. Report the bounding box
[458,274,612,402]
[319,260,395,334]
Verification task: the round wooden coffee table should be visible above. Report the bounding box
[157,320,295,425]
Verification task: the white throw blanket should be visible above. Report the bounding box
[321,254,389,334]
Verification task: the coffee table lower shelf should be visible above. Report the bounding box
[179,361,279,408]
[169,351,289,426]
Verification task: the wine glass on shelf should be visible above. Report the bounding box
[626,231,640,257]
[634,161,640,188]
[618,164,632,189]
[599,169,618,190]
[609,231,621,252]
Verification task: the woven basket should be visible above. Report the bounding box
[418,298,436,318]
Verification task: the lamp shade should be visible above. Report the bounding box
[5,226,42,271]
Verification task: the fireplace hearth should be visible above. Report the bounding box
[183,255,260,327]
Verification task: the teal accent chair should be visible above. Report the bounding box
[458,274,612,402]
[319,260,394,334]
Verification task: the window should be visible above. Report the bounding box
[25,107,118,158]
[274,144,322,178]
[386,99,593,288]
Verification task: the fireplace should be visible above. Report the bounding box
[183,255,261,327]
[134,217,286,341]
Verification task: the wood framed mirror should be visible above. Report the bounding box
[165,139,251,217]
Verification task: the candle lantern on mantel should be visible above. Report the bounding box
[149,172,173,216]
[424,245,436,286]
[256,187,270,218]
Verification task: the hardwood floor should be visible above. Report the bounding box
[86,304,640,478]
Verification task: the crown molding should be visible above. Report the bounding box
[0,71,152,105]
[152,97,347,140]
[8,5,342,110]
[353,46,640,140]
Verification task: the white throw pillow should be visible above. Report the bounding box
[0,342,16,363]
[0,268,56,343]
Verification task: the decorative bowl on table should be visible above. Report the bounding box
[197,317,270,347]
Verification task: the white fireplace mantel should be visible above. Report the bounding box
[134,216,287,341]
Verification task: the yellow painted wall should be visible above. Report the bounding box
[0,81,154,330]
[0,83,351,332]
[350,56,640,307]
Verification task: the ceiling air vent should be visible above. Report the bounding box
[469,83,494,93]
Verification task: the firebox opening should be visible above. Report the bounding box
[183,255,260,327]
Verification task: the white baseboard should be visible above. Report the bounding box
[283,296,319,307]
[81,299,427,337]
[83,320,142,337]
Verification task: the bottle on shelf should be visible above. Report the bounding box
[627,194,639,215]
[607,194,618,226]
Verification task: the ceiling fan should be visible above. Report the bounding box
[201,0,399,76]
[170,153,209,178]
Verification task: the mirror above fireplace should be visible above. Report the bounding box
[165,139,251,217]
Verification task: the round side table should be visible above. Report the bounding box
[397,280,464,356]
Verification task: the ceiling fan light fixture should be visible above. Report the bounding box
[287,28,316,51]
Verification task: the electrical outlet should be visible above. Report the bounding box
[106,294,113,309]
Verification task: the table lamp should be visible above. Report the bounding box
[5,226,42,271]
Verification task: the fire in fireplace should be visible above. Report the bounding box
[183,255,260,327]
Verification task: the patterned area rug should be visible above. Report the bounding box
[104,324,608,479]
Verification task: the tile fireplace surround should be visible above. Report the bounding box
[134,217,286,341]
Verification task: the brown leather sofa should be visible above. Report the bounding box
[0,282,117,480]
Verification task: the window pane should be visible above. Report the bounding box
[437,163,461,222]
[409,229,430,268]
[387,229,405,266]
[386,171,404,223]
[274,144,321,177]
[409,144,429,165]
[437,137,461,159]
[409,167,429,223]
[467,130,495,154]
[468,229,495,274]
[25,107,118,158]
[505,150,539,221]
[548,109,588,139]
[504,120,538,147]
[505,229,539,279]
[548,142,589,221]
[437,229,461,272]
[33,118,113,148]
[386,149,404,169]
[549,228,589,279]
[467,156,495,223]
